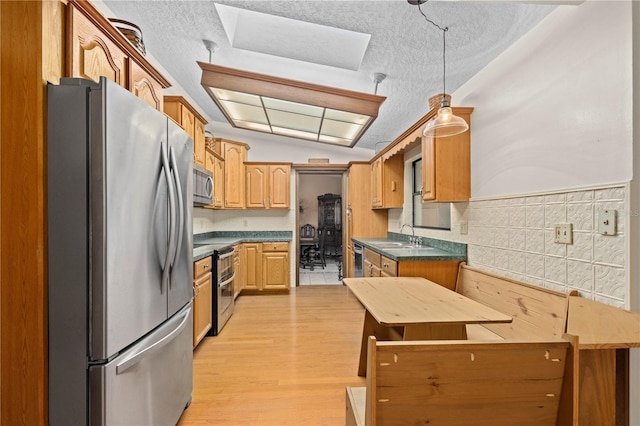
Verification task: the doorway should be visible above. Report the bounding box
[296,168,346,286]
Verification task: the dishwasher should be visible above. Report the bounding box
[353,243,363,277]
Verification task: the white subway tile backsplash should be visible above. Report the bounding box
[468,184,628,304]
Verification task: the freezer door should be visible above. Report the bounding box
[167,119,194,317]
[90,302,193,426]
[90,79,169,360]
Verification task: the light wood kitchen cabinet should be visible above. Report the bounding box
[421,109,472,202]
[205,149,225,208]
[370,154,403,209]
[67,0,170,110]
[262,242,290,291]
[343,163,388,278]
[240,242,290,293]
[193,256,213,348]
[245,163,291,209]
[241,243,262,291]
[363,248,382,277]
[163,96,208,167]
[362,247,460,289]
[222,140,248,209]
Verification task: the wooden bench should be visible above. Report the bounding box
[346,335,577,426]
[455,263,578,341]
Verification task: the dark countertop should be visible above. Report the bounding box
[193,231,292,261]
[352,234,467,261]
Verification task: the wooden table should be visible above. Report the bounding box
[344,277,513,376]
[566,296,640,426]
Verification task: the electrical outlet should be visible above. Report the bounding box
[243,219,248,227]
[554,223,573,244]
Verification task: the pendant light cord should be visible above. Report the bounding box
[417,2,449,104]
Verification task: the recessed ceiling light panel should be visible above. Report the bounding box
[199,62,386,148]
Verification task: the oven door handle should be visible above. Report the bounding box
[218,250,234,261]
[218,272,236,288]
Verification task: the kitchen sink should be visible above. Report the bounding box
[368,241,416,249]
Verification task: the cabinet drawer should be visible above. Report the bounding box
[194,256,213,279]
[381,256,397,277]
[364,248,381,268]
[262,242,289,252]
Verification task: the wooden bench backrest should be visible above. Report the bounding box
[455,263,576,340]
[365,336,571,426]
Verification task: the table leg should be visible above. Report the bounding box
[357,310,389,377]
[578,349,616,426]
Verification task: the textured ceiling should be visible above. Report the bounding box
[101,0,556,151]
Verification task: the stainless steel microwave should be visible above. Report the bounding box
[193,164,213,206]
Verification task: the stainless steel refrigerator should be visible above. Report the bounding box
[48,77,194,426]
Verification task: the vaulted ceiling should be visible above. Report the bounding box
[101,0,557,151]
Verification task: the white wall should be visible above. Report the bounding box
[448,2,638,422]
[210,120,374,163]
[454,1,632,199]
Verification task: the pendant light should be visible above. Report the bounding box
[410,0,469,138]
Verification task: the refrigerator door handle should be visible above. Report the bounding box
[115,305,192,375]
[161,142,177,294]
[169,146,184,287]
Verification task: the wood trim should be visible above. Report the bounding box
[67,0,171,88]
[198,61,386,117]
[0,1,64,424]
[371,106,475,163]
[163,95,208,124]
[293,163,349,172]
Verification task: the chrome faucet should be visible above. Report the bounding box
[400,223,421,245]
[400,223,414,237]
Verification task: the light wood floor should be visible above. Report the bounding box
[178,285,366,425]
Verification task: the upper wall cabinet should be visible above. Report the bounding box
[421,109,472,202]
[245,163,291,209]
[66,0,170,111]
[370,155,403,209]
[163,96,208,167]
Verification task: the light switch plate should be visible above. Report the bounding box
[554,223,573,244]
[460,222,468,235]
[598,210,617,235]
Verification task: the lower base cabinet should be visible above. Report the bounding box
[241,242,290,293]
[193,256,213,347]
[363,248,460,290]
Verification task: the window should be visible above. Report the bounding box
[412,159,451,230]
